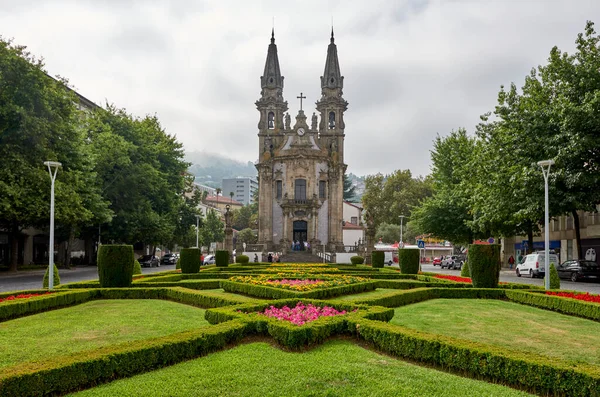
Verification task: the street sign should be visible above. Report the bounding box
[417,240,425,249]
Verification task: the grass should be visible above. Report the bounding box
[69,340,533,397]
[201,288,265,302]
[391,299,600,366]
[331,288,397,301]
[0,299,209,369]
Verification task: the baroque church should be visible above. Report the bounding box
[255,29,347,253]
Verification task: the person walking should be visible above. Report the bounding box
[508,255,515,269]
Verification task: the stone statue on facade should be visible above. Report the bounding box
[311,113,318,130]
[285,113,291,130]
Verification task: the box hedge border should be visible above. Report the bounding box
[221,280,378,299]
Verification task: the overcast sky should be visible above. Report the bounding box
[1,0,598,177]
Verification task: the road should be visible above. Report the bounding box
[418,263,600,294]
[0,264,176,293]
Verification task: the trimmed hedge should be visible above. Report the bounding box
[468,244,500,288]
[235,254,249,264]
[350,256,364,265]
[460,260,470,277]
[42,264,60,288]
[350,317,600,397]
[215,250,229,267]
[0,290,94,322]
[180,248,201,274]
[97,245,134,288]
[132,260,142,275]
[549,263,560,290]
[398,248,420,274]
[0,320,247,397]
[371,251,384,268]
[221,280,378,300]
[505,290,600,322]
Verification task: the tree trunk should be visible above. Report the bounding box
[84,236,95,265]
[65,227,75,268]
[572,209,583,260]
[9,221,18,272]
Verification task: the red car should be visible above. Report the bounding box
[432,257,442,266]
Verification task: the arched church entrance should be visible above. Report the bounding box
[293,220,308,250]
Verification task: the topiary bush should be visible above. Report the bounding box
[468,244,501,288]
[180,248,201,274]
[371,251,384,268]
[460,259,471,277]
[548,263,561,289]
[176,258,181,270]
[236,254,249,264]
[398,248,420,274]
[97,245,134,288]
[350,256,364,265]
[132,260,142,275]
[42,264,60,288]
[216,250,229,267]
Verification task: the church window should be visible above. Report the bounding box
[328,111,335,129]
[268,112,275,129]
[319,180,326,199]
[295,179,306,200]
[276,180,282,199]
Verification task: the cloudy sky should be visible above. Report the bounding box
[1,0,598,177]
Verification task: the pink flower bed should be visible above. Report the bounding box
[260,302,349,326]
[267,279,321,286]
[0,292,52,303]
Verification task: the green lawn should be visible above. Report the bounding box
[69,340,533,397]
[331,288,397,301]
[391,299,600,366]
[0,299,208,369]
[201,288,265,301]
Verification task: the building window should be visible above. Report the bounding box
[276,180,282,199]
[319,180,326,199]
[567,239,573,260]
[328,111,335,129]
[268,112,275,129]
[351,216,358,225]
[295,179,306,200]
[566,215,574,230]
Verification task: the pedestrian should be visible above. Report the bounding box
[200,254,204,266]
[268,253,273,262]
[254,253,259,263]
[508,255,515,269]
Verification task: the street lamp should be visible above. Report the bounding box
[44,161,61,290]
[398,215,405,248]
[537,159,555,290]
[195,214,201,248]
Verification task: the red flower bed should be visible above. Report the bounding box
[0,292,53,303]
[434,274,472,283]
[546,291,600,304]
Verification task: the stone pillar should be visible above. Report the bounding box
[365,214,375,265]
[224,205,234,263]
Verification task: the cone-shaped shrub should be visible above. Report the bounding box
[236,254,249,264]
[350,256,364,265]
[176,258,181,270]
[132,260,142,275]
[460,260,471,277]
[216,250,229,267]
[468,244,500,288]
[548,263,561,289]
[42,264,60,288]
[97,245,134,287]
[371,251,384,268]
[180,248,201,273]
[398,248,420,274]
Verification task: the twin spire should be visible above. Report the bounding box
[260,29,343,91]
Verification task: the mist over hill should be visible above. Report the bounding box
[185,151,257,188]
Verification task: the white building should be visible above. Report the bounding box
[222,177,258,206]
[342,201,364,247]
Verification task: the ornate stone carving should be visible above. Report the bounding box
[285,113,291,130]
[311,112,318,130]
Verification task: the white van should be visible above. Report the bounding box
[516,252,559,278]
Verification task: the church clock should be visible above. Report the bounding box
[297,127,305,136]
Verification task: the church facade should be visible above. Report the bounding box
[255,30,347,253]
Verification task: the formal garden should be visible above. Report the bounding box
[1,245,600,396]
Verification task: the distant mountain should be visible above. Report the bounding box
[185,151,257,187]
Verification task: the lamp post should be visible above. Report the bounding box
[398,215,405,248]
[44,161,61,290]
[537,159,555,290]
[195,214,201,248]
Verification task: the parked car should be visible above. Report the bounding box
[138,255,159,268]
[440,255,464,270]
[203,254,215,265]
[432,257,442,266]
[161,253,179,265]
[556,260,600,282]
[516,252,559,278]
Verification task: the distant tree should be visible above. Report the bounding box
[201,209,224,247]
[232,204,257,231]
[237,228,258,245]
[375,223,401,244]
[343,173,356,201]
